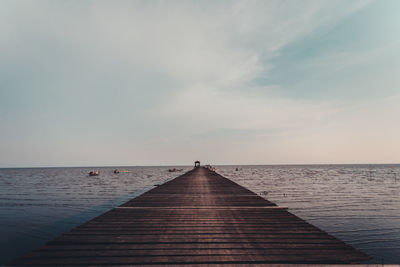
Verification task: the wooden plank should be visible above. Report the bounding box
[8,167,370,266]
[10,254,368,265]
[36,243,352,250]
[18,249,367,260]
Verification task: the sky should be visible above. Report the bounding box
[1,0,400,167]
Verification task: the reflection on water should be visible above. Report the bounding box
[0,165,399,264]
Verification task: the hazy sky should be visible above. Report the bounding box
[1,0,400,167]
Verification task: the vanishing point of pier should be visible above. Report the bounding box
[10,166,370,265]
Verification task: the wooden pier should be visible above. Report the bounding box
[9,167,370,265]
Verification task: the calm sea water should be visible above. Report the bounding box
[0,165,399,264]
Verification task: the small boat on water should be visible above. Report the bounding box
[168,168,183,172]
[114,169,132,174]
[89,171,99,176]
[205,165,216,172]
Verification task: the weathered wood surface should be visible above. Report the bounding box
[9,167,370,266]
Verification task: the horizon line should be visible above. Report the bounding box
[1,162,399,169]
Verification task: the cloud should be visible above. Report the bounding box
[0,0,372,90]
[2,0,399,166]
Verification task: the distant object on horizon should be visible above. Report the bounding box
[168,168,183,172]
[88,171,99,176]
[194,160,200,168]
[205,164,216,172]
[114,169,132,174]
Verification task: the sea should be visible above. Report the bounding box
[0,165,399,264]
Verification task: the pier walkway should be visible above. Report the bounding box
[10,167,370,265]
